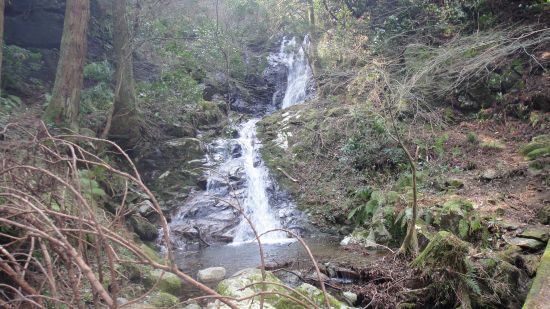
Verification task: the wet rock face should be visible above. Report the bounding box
[169,132,309,248]
[5,0,65,49]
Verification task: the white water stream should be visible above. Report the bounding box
[232,36,313,243]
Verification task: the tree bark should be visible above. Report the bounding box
[0,0,5,95]
[109,0,143,149]
[306,0,320,78]
[43,0,90,129]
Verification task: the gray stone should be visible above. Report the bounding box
[215,268,351,308]
[519,227,550,242]
[129,215,159,241]
[197,267,227,283]
[137,200,155,218]
[481,169,499,181]
[504,236,545,250]
[343,291,358,305]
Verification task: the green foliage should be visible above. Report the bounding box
[466,132,479,144]
[79,169,106,201]
[0,95,23,113]
[341,116,405,171]
[83,61,113,83]
[80,83,114,114]
[2,45,43,91]
[519,135,550,160]
[347,187,400,226]
[433,133,449,158]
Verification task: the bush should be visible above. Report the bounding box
[2,45,43,92]
[84,61,113,83]
[466,132,479,144]
[80,82,114,114]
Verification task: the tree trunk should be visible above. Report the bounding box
[306,0,320,78]
[43,0,90,129]
[0,0,5,95]
[398,140,419,257]
[109,0,142,148]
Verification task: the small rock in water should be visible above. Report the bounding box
[343,291,358,305]
[197,267,226,283]
[230,143,242,158]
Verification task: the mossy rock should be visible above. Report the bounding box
[536,205,550,225]
[145,270,185,296]
[444,179,464,189]
[519,135,550,161]
[139,243,162,263]
[216,268,350,308]
[475,255,525,308]
[523,241,550,308]
[412,231,469,271]
[432,199,474,235]
[129,214,159,241]
[149,292,179,307]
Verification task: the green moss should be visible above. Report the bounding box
[129,215,159,241]
[413,231,469,270]
[519,135,550,161]
[150,292,179,307]
[139,243,161,263]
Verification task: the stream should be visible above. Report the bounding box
[168,36,367,282]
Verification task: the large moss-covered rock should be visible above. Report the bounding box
[215,268,351,309]
[536,205,550,225]
[523,241,550,308]
[519,135,550,161]
[145,270,185,296]
[149,292,180,308]
[475,256,526,308]
[129,214,159,241]
[431,199,474,236]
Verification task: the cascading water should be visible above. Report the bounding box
[271,36,313,109]
[170,36,312,248]
[231,119,288,243]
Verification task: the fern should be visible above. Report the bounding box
[463,258,481,295]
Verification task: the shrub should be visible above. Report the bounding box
[466,132,479,144]
[80,82,114,114]
[84,61,113,83]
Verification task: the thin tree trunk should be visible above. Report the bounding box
[307,0,321,84]
[0,0,5,95]
[387,108,419,257]
[43,0,90,129]
[109,0,142,148]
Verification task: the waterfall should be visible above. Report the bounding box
[231,119,288,243]
[170,36,312,247]
[270,36,313,109]
[232,36,313,244]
